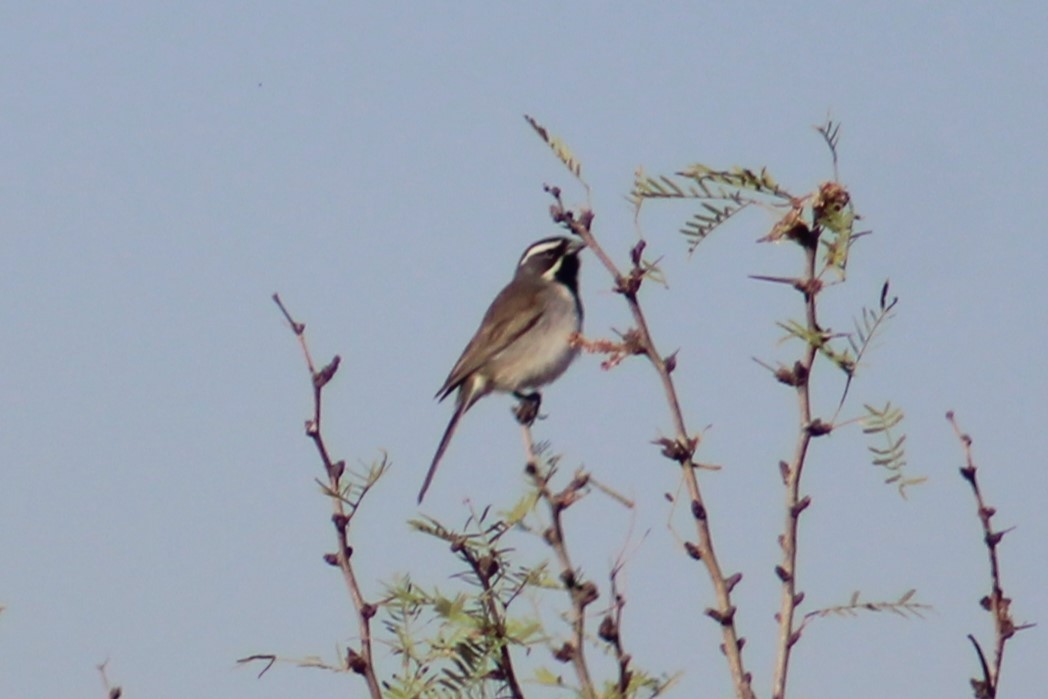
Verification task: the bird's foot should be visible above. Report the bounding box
[513,391,543,426]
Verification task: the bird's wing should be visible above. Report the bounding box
[435,280,545,401]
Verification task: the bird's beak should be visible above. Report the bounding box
[568,238,587,254]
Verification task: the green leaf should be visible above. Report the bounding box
[525,114,585,182]
[534,666,563,686]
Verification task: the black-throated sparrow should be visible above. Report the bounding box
[418,236,585,503]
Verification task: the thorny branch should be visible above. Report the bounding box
[770,227,823,699]
[270,293,383,699]
[544,186,755,699]
[600,564,637,696]
[520,413,599,699]
[947,411,1034,698]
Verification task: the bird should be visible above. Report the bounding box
[418,235,586,503]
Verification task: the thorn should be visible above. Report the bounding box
[575,581,600,607]
[346,648,368,674]
[630,239,647,267]
[314,355,341,388]
[807,419,833,436]
[725,572,742,593]
[599,615,618,643]
[578,209,595,229]
[664,350,678,374]
[749,274,800,286]
[774,365,804,386]
[791,495,812,517]
[705,606,736,626]
[553,642,575,663]
[328,460,345,481]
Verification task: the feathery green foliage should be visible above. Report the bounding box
[801,589,930,626]
[379,506,550,698]
[630,164,794,253]
[525,114,586,186]
[862,402,925,496]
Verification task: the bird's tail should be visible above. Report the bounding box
[418,401,468,503]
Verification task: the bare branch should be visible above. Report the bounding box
[771,232,822,699]
[522,415,598,699]
[273,294,384,699]
[96,659,122,699]
[948,412,1035,698]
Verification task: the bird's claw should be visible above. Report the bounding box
[513,392,543,426]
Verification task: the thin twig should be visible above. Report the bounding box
[97,659,122,699]
[545,187,754,699]
[237,654,278,678]
[600,563,635,696]
[273,293,383,699]
[522,419,598,699]
[948,411,1034,698]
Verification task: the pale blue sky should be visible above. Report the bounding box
[2,3,1045,698]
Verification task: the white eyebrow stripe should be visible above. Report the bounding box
[519,240,562,265]
[541,257,564,280]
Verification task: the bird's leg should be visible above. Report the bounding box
[512,391,542,426]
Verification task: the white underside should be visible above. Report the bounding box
[485,283,580,393]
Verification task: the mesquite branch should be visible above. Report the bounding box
[545,186,754,699]
[520,416,599,699]
[948,411,1033,698]
[272,293,383,699]
[770,228,824,699]
[601,565,637,696]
